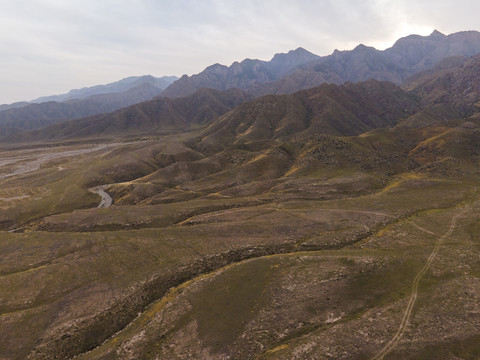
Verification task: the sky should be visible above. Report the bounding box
[0,0,479,104]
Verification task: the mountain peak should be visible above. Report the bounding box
[430,29,446,38]
[291,47,313,55]
[205,63,228,71]
[267,48,320,77]
[270,47,318,62]
[353,43,376,51]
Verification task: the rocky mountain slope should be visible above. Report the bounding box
[252,30,480,96]
[403,54,480,115]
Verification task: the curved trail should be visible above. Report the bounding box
[370,207,467,360]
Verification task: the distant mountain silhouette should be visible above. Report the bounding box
[0,101,30,112]
[31,75,178,103]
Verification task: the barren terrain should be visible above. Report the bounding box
[0,128,479,359]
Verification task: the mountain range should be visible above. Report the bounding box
[2,30,480,141]
[161,30,480,98]
[8,45,480,145]
[161,47,320,98]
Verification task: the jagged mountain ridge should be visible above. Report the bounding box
[253,30,480,96]
[6,48,480,144]
[163,30,480,98]
[161,47,320,98]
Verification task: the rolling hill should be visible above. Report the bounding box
[199,80,418,144]
[6,80,419,144]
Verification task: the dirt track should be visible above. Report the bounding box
[370,206,467,360]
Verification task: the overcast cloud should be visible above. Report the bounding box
[0,0,479,104]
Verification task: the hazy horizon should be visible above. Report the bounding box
[1,0,479,104]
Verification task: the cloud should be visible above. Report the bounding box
[0,0,479,103]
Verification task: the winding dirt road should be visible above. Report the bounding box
[370,207,467,360]
[89,185,113,208]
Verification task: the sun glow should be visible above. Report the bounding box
[372,24,435,50]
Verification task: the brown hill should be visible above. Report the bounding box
[8,88,252,142]
[408,120,480,174]
[196,80,419,154]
